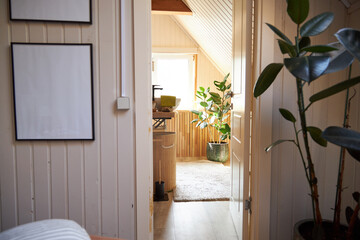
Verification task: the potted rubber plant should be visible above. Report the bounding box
[191,73,231,163]
[253,0,360,238]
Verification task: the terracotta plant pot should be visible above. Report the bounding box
[206,142,229,163]
[293,219,348,240]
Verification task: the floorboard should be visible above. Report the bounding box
[154,193,238,240]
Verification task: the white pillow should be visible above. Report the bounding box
[0,219,91,240]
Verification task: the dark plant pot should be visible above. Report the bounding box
[293,219,348,240]
[155,181,165,200]
[206,142,229,163]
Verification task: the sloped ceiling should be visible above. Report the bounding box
[174,0,232,75]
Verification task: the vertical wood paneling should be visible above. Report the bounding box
[0,0,135,238]
[81,2,101,234]
[0,5,17,225]
[15,144,34,224]
[270,0,359,239]
[11,21,34,226]
[64,25,85,226]
[49,142,67,219]
[98,0,118,237]
[342,6,360,224]
[163,110,230,158]
[175,0,232,74]
[27,23,52,221]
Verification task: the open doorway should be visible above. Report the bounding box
[150,2,239,239]
[134,0,274,238]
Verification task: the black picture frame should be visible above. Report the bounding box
[9,0,92,24]
[11,43,95,141]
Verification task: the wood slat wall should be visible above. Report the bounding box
[163,110,230,158]
[0,0,135,238]
[175,0,233,74]
[269,1,360,239]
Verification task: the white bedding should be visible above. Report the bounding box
[0,219,91,240]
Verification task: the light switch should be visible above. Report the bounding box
[117,97,130,110]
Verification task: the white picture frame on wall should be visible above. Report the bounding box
[11,43,95,141]
[9,0,92,24]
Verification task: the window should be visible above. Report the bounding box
[152,54,195,110]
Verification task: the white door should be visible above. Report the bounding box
[230,0,252,239]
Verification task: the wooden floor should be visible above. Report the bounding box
[154,193,238,240]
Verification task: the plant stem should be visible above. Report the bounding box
[293,122,310,184]
[333,64,353,233]
[296,77,322,225]
[295,24,322,225]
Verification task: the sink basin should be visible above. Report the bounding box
[154,97,181,111]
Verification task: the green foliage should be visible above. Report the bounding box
[307,126,327,147]
[284,56,330,82]
[254,63,283,98]
[252,0,360,228]
[265,139,295,152]
[335,28,360,61]
[300,12,334,37]
[287,0,309,24]
[191,73,232,143]
[266,23,292,45]
[322,127,360,161]
[279,108,296,122]
[309,76,360,104]
[300,45,337,53]
[322,42,354,75]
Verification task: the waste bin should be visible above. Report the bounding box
[153,131,176,192]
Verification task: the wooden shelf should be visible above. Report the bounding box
[153,111,175,119]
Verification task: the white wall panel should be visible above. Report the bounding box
[0,0,135,238]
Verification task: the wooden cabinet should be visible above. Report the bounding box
[153,132,176,192]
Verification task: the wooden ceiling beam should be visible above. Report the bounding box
[152,0,192,15]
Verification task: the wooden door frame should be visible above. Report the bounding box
[133,0,153,239]
[250,0,275,239]
[132,0,275,239]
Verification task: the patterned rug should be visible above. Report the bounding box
[174,160,230,202]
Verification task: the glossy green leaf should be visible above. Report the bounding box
[199,86,205,92]
[322,126,360,151]
[191,119,199,123]
[300,12,334,37]
[265,139,295,152]
[310,76,360,103]
[322,42,354,74]
[200,122,208,129]
[254,63,284,98]
[301,45,338,53]
[307,126,327,147]
[200,101,208,108]
[287,0,309,24]
[278,40,296,57]
[209,92,221,99]
[335,28,360,61]
[284,56,330,82]
[223,73,230,82]
[279,108,296,122]
[191,110,200,116]
[299,37,311,50]
[266,23,292,45]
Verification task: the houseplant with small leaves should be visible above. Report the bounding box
[191,73,232,162]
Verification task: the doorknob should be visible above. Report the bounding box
[228,91,234,98]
